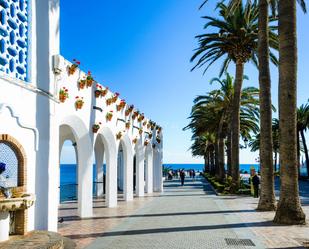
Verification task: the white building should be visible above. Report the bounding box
[0,0,163,241]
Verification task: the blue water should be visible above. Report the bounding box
[59,163,308,202]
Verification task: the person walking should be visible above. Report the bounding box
[252,173,260,198]
[192,170,196,182]
[180,169,185,186]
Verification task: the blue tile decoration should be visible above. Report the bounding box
[0,0,29,81]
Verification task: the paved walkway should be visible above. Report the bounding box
[86,178,265,249]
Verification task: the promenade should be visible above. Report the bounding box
[58,177,309,249]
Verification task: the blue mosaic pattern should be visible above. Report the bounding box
[0,0,29,81]
[0,142,18,188]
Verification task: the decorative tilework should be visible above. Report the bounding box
[0,0,29,82]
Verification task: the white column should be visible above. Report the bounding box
[153,149,163,192]
[136,147,145,197]
[145,150,153,194]
[77,144,93,218]
[106,152,117,207]
[124,149,134,201]
[0,212,10,242]
[34,0,60,231]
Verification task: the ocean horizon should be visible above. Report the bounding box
[59,163,308,202]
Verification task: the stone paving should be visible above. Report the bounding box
[58,177,309,249]
[86,178,265,249]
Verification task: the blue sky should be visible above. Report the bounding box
[60,0,309,164]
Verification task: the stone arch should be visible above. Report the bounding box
[0,134,28,235]
[118,134,134,201]
[59,115,93,218]
[94,126,117,207]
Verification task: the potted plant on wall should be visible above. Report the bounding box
[68,59,80,75]
[132,110,139,120]
[144,140,149,146]
[92,122,101,133]
[95,84,103,98]
[116,131,122,140]
[148,133,153,139]
[106,111,113,121]
[138,113,145,122]
[125,105,134,116]
[59,87,69,103]
[106,98,113,106]
[156,136,161,144]
[125,122,131,130]
[86,71,94,87]
[101,87,109,97]
[132,137,138,144]
[75,96,84,110]
[78,78,86,90]
[116,100,126,111]
[112,92,120,103]
[139,128,143,135]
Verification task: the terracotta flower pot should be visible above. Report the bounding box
[95,90,101,98]
[75,101,83,109]
[68,65,77,75]
[86,79,93,87]
[92,127,99,133]
[59,95,66,103]
[79,80,86,89]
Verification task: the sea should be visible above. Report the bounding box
[59,163,308,202]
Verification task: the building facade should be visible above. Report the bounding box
[0,0,163,239]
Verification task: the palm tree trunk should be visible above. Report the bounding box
[204,154,208,172]
[231,61,244,191]
[210,148,215,176]
[257,0,276,211]
[274,0,306,225]
[300,130,309,177]
[215,138,220,179]
[297,131,301,177]
[218,115,226,182]
[227,130,232,176]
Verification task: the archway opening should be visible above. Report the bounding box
[94,136,107,202]
[59,140,77,203]
[117,143,124,200]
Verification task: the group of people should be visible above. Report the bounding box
[167,169,196,186]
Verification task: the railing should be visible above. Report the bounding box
[59,181,105,203]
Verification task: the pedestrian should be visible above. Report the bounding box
[192,169,196,181]
[180,169,185,186]
[252,173,260,198]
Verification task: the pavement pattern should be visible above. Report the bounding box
[86,178,265,249]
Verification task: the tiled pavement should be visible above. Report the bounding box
[59,178,309,249]
[85,179,265,249]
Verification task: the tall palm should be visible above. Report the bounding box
[274,0,306,225]
[297,103,309,177]
[191,2,278,190]
[185,73,260,182]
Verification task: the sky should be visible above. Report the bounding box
[60,0,309,164]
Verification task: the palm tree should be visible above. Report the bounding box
[191,2,278,190]
[185,73,260,183]
[297,103,309,177]
[190,134,216,173]
[274,0,306,225]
